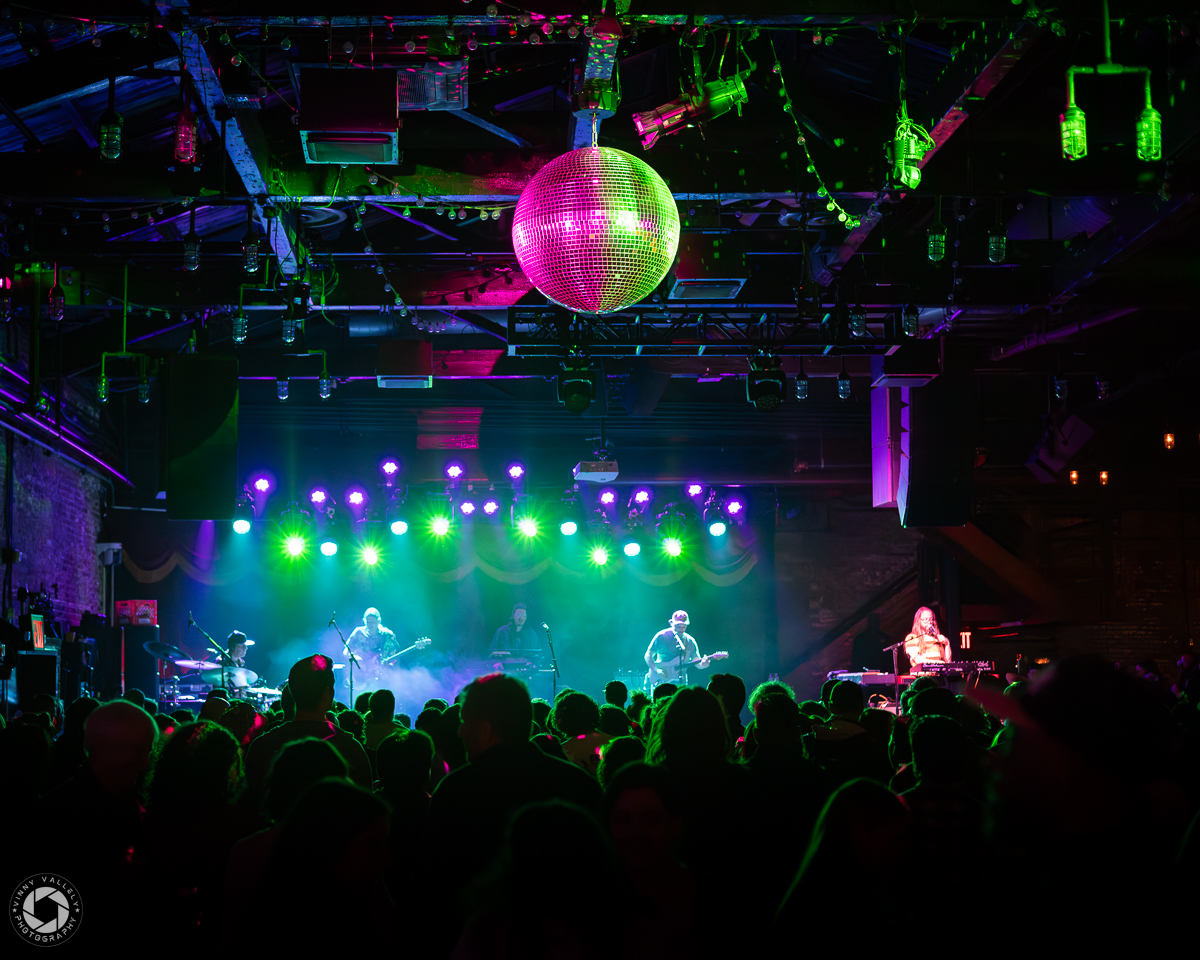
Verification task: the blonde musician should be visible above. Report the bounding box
[904,606,952,670]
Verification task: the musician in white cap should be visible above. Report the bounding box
[644,610,711,686]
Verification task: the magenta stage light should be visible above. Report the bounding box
[483,500,500,515]
[445,463,464,479]
[507,463,525,479]
[347,491,365,506]
[599,490,616,505]
[310,489,327,505]
[634,490,651,504]
[511,147,680,315]
[687,483,703,497]
[380,460,399,476]
[253,477,271,493]
[727,499,744,515]
[460,501,477,516]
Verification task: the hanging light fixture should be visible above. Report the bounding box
[1060,73,1087,161]
[927,196,946,262]
[232,313,248,344]
[988,198,1006,264]
[46,263,65,322]
[99,75,123,160]
[174,78,198,164]
[903,304,920,337]
[1136,72,1162,162]
[182,207,201,271]
[837,367,852,400]
[96,372,109,403]
[241,205,259,274]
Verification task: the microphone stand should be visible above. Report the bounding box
[190,615,232,691]
[883,640,905,714]
[329,614,359,708]
[543,623,560,701]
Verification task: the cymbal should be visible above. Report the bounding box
[144,640,189,662]
[200,666,259,687]
[175,659,220,671]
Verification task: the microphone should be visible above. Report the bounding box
[187,611,193,630]
[542,622,550,631]
[328,612,336,627]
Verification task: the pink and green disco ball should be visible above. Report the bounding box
[511,147,680,314]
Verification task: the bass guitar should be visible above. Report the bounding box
[380,637,433,665]
[645,650,728,688]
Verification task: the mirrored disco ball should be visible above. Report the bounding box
[512,147,680,314]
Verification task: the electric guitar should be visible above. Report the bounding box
[645,651,729,687]
[380,637,433,665]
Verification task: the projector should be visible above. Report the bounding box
[573,461,619,483]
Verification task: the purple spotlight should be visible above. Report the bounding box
[634,489,651,504]
[599,490,616,505]
[483,500,500,515]
[687,483,703,497]
[310,489,328,505]
[446,463,464,479]
[508,463,525,479]
[460,501,477,516]
[253,477,271,493]
[348,491,365,506]
[727,499,744,515]
[381,459,399,476]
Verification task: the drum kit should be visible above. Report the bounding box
[144,640,282,709]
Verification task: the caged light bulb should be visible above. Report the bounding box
[97,374,109,403]
[138,376,150,404]
[232,313,248,344]
[848,307,867,339]
[99,109,123,160]
[282,316,296,344]
[47,283,65,323]
[927,226,946,262]
[1136,104,1161,162]
[903,305,919,337]
[795,374,809,400]
[318,373,333,400]
[277,378,289,402]
[988,229,1007,264]
[837,373,852,400]
[175,109,197,163]
[1060,105,1087,161]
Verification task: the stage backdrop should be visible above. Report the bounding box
[112,510,776,719]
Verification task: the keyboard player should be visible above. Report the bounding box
[904,606,952,670]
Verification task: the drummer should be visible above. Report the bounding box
[228,630,252,667]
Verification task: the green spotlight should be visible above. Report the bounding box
[662,536,683,557]
[362,545,379,565]
[590,545,610,566]
[517,516,538,537]
[284,534,306,557]
[431,516,450,536]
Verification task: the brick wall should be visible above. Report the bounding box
[0,434,104,625]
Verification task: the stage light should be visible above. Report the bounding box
[687,484,703,497]
[727,499,744,516]
[662,536,683,557]
[233,498,253,534]
[891,110,932,189]
[708,520,728,537]
[1069,470,1079,485]
[623,539,642,557]
[285,534,306,557]
[633,71,749,149]
[254,478,271,493]
[558,355,596,414]
[1164,433,1176,450]
[634,490,651,504]
[390,519,408,535]
[381,460,400,477]
[508,463,525,479]
[348,491,365,505]
[446,463,464,479]
[747,354,786,411]
[483,499,500,516]
[559,495,582,536]
[310,489,328,505]
[590,545,610,565]
[320,539,338,556]
[233,518,251,535]
[600,490,616,505]
[561,519,578,536]
[517,517,538,537]
[431,516,451,536]
[461,501,477,516]
[361,545,379,565]
[1100,470,1109,485]
[704,499,728,537]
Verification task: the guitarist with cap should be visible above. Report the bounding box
[645,610,715,689]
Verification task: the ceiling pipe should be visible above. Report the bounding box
[988,308,1139,361]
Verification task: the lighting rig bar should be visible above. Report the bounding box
[505,306,914,357]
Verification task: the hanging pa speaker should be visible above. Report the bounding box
[167,355,239,520]
[897,373,976,528]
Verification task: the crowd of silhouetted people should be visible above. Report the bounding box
[3,649,1200,952]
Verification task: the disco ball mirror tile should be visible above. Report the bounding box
[512,147,680,314]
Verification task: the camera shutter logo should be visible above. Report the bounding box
[10,875,82,946]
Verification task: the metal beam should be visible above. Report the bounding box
[13,57,180,116]
[59,100,99,149]
[451,111,532,149]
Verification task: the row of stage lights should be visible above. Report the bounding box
[232,459,747,563]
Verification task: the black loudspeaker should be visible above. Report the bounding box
[122,625,160,702]
[167,354,239,520]
[897,373,976,528]
[16,650,58,707]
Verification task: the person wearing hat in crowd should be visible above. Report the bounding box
[490,602,541,654]
[645,610,711,689]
